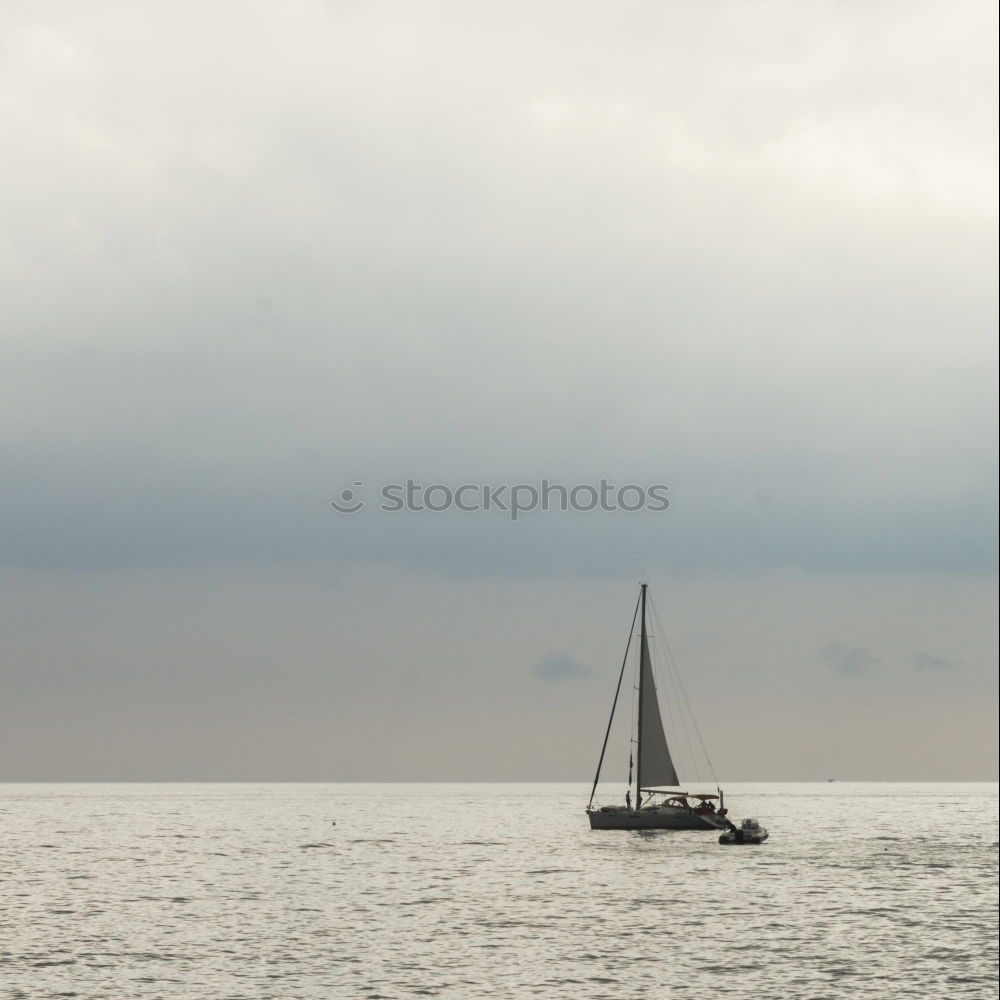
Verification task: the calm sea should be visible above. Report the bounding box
[1,782,997,999]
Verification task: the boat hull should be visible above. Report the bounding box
[719,819,769,844]
[718,830,769,845]
[587,807,726,831]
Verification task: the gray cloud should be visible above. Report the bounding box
[532,651,592,682]
[820,641,879,676]
[909,652,963,672]
[0,3,995,780]
[0,2,995,584]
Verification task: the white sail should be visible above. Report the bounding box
[638,632,679,788]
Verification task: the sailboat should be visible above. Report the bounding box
[586,583,728,831]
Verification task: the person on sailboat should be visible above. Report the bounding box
[625,791,632,811]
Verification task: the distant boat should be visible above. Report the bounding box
[586,584,729,831]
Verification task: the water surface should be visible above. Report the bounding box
[1,782,996,998]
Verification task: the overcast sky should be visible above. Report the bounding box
[1,1,996,782]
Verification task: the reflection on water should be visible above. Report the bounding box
[1,782,996,998]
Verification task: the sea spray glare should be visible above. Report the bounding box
[330,479,670,521]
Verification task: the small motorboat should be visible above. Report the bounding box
[719,817,768,845]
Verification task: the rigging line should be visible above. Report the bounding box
[659,622,703,785]
[587,588,641,812]
[649,596,719,785]
[663,633,718,782]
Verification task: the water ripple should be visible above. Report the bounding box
[0,781,996,999]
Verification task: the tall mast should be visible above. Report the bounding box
[636,583,647,809]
